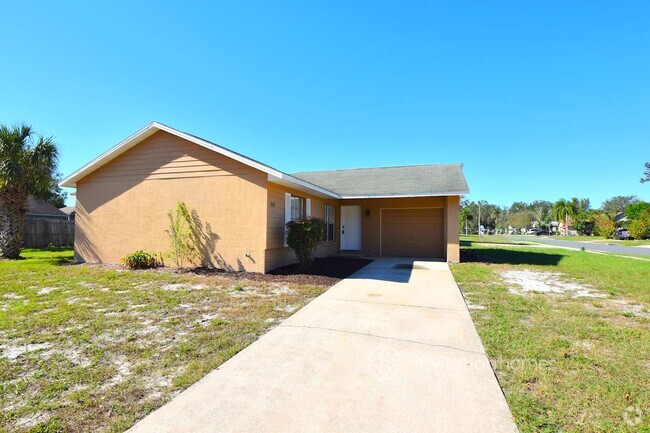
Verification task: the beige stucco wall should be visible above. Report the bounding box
[445,195,460,262]
[74,131,268,272]
[74,129,462,272]
[338,196,450,258]
[264,183,340,272]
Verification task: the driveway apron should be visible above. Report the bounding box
[129,258,518,433]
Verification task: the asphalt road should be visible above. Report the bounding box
[518,236,650,256]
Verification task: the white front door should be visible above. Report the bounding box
[340,205,362,250]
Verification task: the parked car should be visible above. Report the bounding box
[614,228,633,240]
[535,230,550,236]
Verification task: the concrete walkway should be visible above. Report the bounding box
[129,258,518,433]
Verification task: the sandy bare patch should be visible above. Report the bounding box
[270,285,297,296]
[37,286,60,295]
[2,342,52,361]
[610,300,650,319]
[3,293,23,300]
[275,304,297,313]
[101,356,132,390]
[465,299,486,310]
[197,313,222,326]
[15,412,48,429]
[137,324,160,335]
[161,283,207,291]
[41,347,91,367]
[66,296,91,305]
[501,270,606,298]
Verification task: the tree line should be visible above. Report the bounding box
[460,195,650,239]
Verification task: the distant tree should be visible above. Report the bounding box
[594,213,616,238]
[509,201,528,214]
[507,212,532,230]
[460,205,473,234]
[44,172,68,208]
[0,124,59,258]
[601,195,639,216]
[625,202,650,221]
[529,200,552,227]
[641,162,650,183]
[571,197,590,213]
[552,199,577,235]
[476,200,502,230]
[628,213,650,239]
[573,209,598,236]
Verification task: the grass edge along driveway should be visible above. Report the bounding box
[451,238,649,433]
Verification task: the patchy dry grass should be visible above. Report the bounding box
[451,242,650,433]
[0,248,331,432]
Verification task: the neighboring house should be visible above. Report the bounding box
[60,206,76,221]
[24,197,74,248]
[26,197,68,220]
[61,122,469,273]
[613,212,628,224]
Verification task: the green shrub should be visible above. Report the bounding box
[123,250,160,269]
[286,218,326,271]
[628,220,648,240]
[166,201,198,268]
[628,209,650,239]
[594,214,615,238]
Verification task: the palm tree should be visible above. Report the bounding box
[459,206,473,235]
[552,198,576,236]
[0,124,59,258]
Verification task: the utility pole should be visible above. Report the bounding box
[478,202,481,236]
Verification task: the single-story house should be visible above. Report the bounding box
[61,122,469,273]
[60,206,76,221]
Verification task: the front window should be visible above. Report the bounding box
[291,196,304,221]
[324,204,335,242]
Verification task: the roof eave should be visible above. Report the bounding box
[340,190,470,199]
[60,122,159,188]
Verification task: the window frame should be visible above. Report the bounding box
[290,195,305,221]
[324,204,335,242]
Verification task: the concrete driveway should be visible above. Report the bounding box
[129,258,518,433]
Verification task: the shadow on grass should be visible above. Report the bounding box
[461,247,564,266]
[17,247,75,266]
[461,240,533,247]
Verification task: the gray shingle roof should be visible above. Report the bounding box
[26,197,67,218]
[291,163,469,198]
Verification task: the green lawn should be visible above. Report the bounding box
[464,234,650,247]
[0,248,329,433]
[588,239,650,247]
[451,241,650,432]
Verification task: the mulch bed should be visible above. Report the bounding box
[192,257,373,286]
[269,257,374,279]
[85,257,374,288]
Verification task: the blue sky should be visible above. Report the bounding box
[1,1,648,207]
